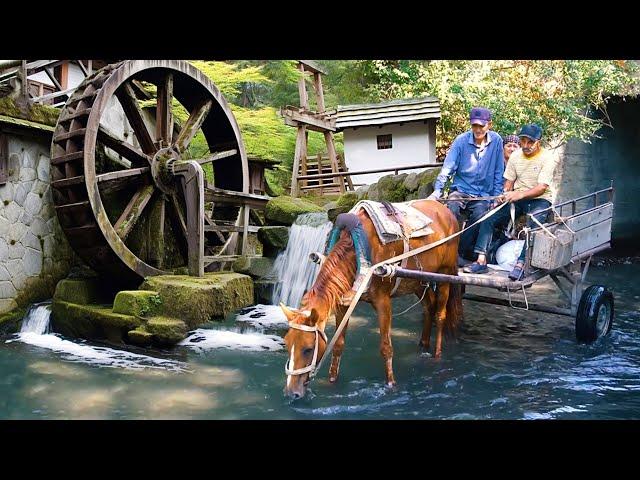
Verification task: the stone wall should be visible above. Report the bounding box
[0,128,74,315]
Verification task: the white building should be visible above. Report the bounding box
[334,97,440,185]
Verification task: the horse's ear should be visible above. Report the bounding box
[280,303,297,322]
[309,308,320,323]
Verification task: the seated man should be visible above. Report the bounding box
[427,107,505,264]
[323,213,372,304]
[463,123,557,280]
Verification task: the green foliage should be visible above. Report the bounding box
[363,60,640,154]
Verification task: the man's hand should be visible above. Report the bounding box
[426,192,440,201]
[502,190,523,203]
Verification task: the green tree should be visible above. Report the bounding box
[363,60,639,157]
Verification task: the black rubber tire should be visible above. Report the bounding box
[575,285,614,343]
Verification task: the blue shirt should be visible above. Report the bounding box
[433,130,505,197]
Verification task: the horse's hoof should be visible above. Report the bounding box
[329,376,338,383]
[419,350,432,358]
[385,380,397,388]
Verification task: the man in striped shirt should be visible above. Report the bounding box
[463,123,557,280]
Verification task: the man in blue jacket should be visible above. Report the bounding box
[427,107,504,263]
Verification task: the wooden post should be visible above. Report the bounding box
[290,125,307,197]
[317,153,324,195]
[314,73,325,113]
[298,63,308,110]
[325,131,345,194]
[241,205,250,255]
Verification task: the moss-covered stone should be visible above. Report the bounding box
[140,273,254,328]
[145,316,188,345]
[258,226,289,256]
[51,300,141,343]
[0,96,59,127]
[53,278,111,305]
[335,192,359,208]
[232,256,274,279]
[127,328,154,346]
[253,279,276,305]
[265,196,323,226]
[415,167,440,199]
[376,174,409,202]
[0,307,26,334]
[113,290,162,317]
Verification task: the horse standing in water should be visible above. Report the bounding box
[281,199,463,399]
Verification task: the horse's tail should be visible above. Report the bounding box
[444,281,464,338]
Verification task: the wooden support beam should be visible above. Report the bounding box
[290,126,307,197]
[281,108,336,132]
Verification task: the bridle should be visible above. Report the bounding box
[284,322,327,381]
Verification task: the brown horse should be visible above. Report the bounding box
[281,199,463,399]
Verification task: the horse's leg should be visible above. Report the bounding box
[419,288,436,354]
[328,305,349,383]
[373,293,395,386]
[433,283,450,359]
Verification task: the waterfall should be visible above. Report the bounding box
[271,212,333,308]
[20,303,52,335]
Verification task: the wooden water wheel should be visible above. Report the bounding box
[50,60,251,285]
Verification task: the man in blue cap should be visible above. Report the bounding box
[463,123,557,280]
[428,107,505,263]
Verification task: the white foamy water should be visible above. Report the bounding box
[179,328,285,352]
[10,332,189,372]
[235,304,288,329]
[20,303,52,335]
[272,212,332,308]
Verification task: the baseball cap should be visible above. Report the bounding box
[518,124,543,141]
[470,107,492,126]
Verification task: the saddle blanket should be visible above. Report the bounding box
[349,200,434,245]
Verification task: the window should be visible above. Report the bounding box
[377,134,392,150]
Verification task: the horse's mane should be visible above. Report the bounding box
[301,231,357,315]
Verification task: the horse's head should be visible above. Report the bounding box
[281,303,327,400]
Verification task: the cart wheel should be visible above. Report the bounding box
[575,285,614,343]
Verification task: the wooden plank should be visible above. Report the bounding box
[299,60,327,75]
[281,108,336,132]
[115,82,156,154]
[51,151,84,166]
[290,126,307,197]
[324,131,344,194]
[571,218,612,257]
[59,108,92,122]
[155,72,174,147]
[174,98,213,153]
[205,224,261,233]
[98,126,152,166]
[51,175,84,189]
[53,128,86,143]
[563,203,613,232]
[314,73,326,112]
[54,201,91,214]
[297,163,441,180]
[298,62,308,110]
[114,184,155,240]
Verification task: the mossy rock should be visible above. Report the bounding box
[51,300,141,343]
[53,278,101,305]
[0,307,26,334]
[254,279,276,305]
[140,273,254,328]
[376,174,409,202]
[113,290,162,317]
[232,256,274,279]
[335,192,359,208]
[258,226,289,257]
[265,195,323,226]
[127,328,154,346]
[145,316,188,345]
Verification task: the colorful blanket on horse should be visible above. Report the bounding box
[349,200,434,245]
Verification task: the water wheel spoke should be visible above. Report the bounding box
[191,149,237,166]
[156,73,174,148]
[166,193,189,259]
[113,184,155,240]
[147,196,166,269]
[97,167,150,195]
[115,81,156,155]
[98,125,152,167]
[174,98,213,153]
[204,214,226,243]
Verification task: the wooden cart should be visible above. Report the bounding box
[373,187,616,343]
